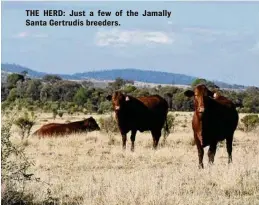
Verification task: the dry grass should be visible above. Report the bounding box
[6,112,259,204]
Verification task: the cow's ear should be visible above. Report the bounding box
[125,96,130,101]
[184,90,194,97]
[106,95,112,101]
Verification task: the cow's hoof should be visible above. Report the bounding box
[199,164,204,169]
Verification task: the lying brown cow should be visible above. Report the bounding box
[33,117,100,138]
[106,91,169,151]
[184,84,239,168]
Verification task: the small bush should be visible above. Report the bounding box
[1,117,35,204]
[14,111,36,140]
[97,101,112,114]
[1,101,10,111]
[241,114,259,132]
[162,114,175,146]
[99,115,119,145]
[52,108,58,120]
[57,110,64,118]
[99,115,119,133]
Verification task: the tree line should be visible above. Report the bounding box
[1,72,259,114]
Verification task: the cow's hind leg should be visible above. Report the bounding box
[130,130,137,152]
[226,135,233,164]
[151,129,161,150]
[208,142,217,165]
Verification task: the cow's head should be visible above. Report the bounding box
[84,117,100,131]
[184,84,214,113]
[106,91,130,111]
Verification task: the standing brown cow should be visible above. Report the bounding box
[33,117,100,138]
[106,91,169,151]
[184,84,239,168]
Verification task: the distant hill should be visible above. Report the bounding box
[72,69,196,85]
[1,63,246,89]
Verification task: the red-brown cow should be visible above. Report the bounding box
[33,117,100,138]
[184,84,239,168]
[106,91,169,151]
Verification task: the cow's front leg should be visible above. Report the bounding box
[194,134,204,169]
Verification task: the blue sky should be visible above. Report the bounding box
[1,1,259,86]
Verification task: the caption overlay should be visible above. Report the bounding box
[25,9,172,27]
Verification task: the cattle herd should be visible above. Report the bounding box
[33,84,241,168]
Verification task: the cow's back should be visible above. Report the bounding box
[133,95,168,130]
[138,95,167,108]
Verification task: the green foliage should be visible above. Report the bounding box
[191,78,207,87]
[1,74,259,114]
[26,79,42,100]
[7,73,24,89]
[20,70,28,77]
[42,74,62,83]
[242,95,259,113]
[40,84,51,102]
[162,114,176,145]
[134,89,150,97]
[14,111,36,140]
[173,92,193,111]
[74,87,88,106]
[166,114,176,132]
[52,108,58,120]
[57,110,64,118]
[1,101,10,111]
[97,101,112,114]
[123,85,137,93]
[241,114,259,132]
[191,78,219,90]
[7,88,18,102]
[108,77,132,91]
[85,100,94,114]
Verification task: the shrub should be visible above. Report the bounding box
[99,115,119,145]
[14,111,36,140]
[1,101,10,111]
[97,101,112,114]
[162,114,175,146]
[57,110,64,118]
[1,117,35,204]
[52,108,58,120]
[241,114,259,132]
[99,115,119,133]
